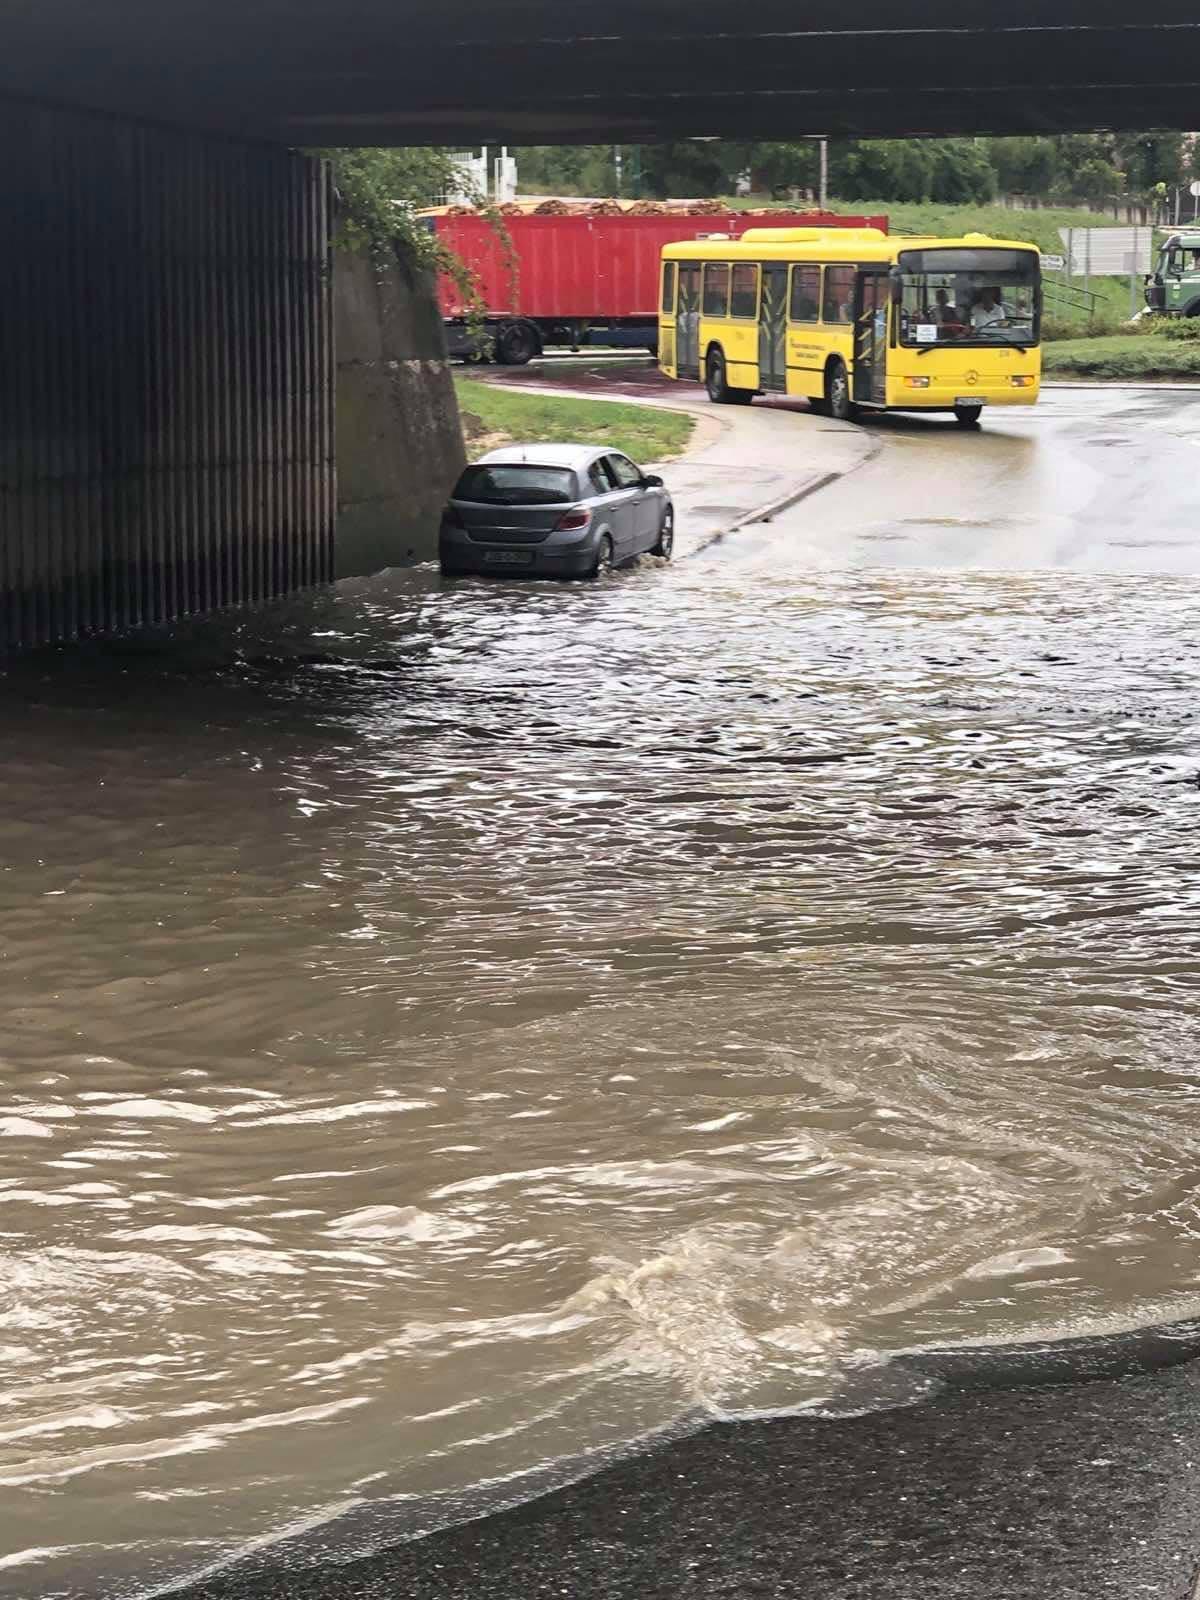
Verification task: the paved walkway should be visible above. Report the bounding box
[177,1348,1200,1600]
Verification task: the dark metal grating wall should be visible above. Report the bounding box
[0,97,334,652]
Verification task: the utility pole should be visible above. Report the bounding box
[818,138,828,208]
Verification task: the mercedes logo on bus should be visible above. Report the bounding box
[964,370,979,386]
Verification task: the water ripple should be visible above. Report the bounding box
[0,560,1197,1594]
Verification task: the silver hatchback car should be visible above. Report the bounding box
[438,444,674,579]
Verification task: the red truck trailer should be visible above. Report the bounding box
[419,208,888,364]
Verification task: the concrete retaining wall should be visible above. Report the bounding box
[334,249,465,578]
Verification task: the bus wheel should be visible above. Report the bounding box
[954,404,983,428]
[826,359,855,422]
[706,349,752,406]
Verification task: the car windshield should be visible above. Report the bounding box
[453,465,576,506]
[897,247,1039,348]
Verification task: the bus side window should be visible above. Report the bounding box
[730,263,759,318]
[702,263,731,317]
[661,261,676,314]
[789,265,820,323]
[822,265,855,324]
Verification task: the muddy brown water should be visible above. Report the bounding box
[2,398,1200,1595]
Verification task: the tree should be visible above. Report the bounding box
[637,140,729,199]
[515,145,618,196]
[928,139,995,203]
[988,137,1060,196]
[831,139,933,201]
[313,146,461,261]
[1112,132,1186,195]
[736,141,820,197]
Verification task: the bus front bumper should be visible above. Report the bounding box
[885,379,1039,410]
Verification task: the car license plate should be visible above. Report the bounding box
[483,550,533,565]
[955,396,987,406]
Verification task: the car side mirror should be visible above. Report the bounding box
[642,474,664,488]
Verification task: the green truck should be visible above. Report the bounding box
[1145,232,1200,316]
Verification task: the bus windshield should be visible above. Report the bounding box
[896,247,1039,349]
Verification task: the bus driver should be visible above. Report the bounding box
[971,285,1009,329]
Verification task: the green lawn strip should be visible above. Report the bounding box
[455,376,695,463]
[1042,335,1200,379]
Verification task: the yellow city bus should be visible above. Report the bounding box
[659,228,1041,425]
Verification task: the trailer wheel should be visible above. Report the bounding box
[496,322,540,366]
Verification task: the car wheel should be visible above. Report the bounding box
[587,534,614,580]
[652,505,674,560]
[496,322,539,366]
[826,359,856,422]
[954,404,983,428]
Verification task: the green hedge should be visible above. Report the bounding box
[1042,334,1200,378]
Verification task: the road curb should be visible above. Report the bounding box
[685,427,882,557]
[1043,379,1200,391]
[684,470,842,559]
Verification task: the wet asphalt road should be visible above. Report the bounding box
[479,356,1200,576]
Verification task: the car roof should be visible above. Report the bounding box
[472,444,615,470]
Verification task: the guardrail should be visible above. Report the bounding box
[1043,278,1103,319]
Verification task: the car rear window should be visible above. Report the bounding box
[453,465,576,505]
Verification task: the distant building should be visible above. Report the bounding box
[437,148,518,207]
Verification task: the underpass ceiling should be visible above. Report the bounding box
[4,2,1199,144]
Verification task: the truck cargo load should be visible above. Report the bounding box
[419,206,889,364]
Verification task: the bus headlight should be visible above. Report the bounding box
[903,376,931,388]
[1010,375,1035,387]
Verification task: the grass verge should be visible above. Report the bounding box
[1042,335,1200,379]
[455,376,695,463]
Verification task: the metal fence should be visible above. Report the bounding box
[0,97,334,652]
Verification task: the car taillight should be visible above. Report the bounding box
[554,508,592,532]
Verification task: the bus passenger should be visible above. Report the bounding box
[795,289,818,320]
[932,288,962,326]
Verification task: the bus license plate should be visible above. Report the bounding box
[484,550,533,565]
[955,396,987,407]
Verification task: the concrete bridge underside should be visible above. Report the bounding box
[5,2,1200,145]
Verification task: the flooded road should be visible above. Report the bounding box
[2,386,1199,1597]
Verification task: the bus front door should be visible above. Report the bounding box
[853,271,888,406]
[676,264,701,380]
[758,264,787,392]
